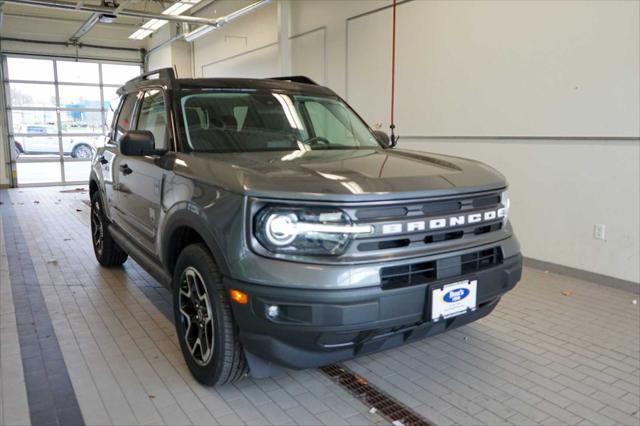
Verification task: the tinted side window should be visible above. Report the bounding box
[136,90,169,150]
[115,94,137,142]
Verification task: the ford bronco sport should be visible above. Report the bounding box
[89,68,522,386]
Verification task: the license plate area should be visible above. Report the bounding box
[431,279,477,322]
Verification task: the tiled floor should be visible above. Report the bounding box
[1,186,639,426]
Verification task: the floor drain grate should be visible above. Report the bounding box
[320,364,432,426]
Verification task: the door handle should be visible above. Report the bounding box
[119,164,133,175]
[99,155,108,165]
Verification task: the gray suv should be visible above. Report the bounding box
[89,68,522,386]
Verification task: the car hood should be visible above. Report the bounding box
[174,148,506,202]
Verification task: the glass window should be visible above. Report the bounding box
[7,57,54,82]
[102,86,119,108]
[115,94,138,141]
[102,63,141,85]
[11,110,58,134]
[8,83,56,107]
[16,162,61,184]
[180,92,378,153]
[58,85,102,108]
[64,160,92,182]
[62,136,102,159]
[60,111,103,134]
[304,100,359,147]
[5,56,141,185]
[105,94,121,134]
[136,90,169,150]
[13,135,60,158]
[56,61,99,84]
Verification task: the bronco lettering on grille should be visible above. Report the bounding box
[381,208,505,235]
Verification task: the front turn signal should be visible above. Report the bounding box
[230,289,248,305]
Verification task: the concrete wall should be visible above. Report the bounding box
[184,0,640,284]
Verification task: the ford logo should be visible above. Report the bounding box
[443,288,470,303]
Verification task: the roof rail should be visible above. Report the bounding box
[126,67,176,85]
[266,75,318,85]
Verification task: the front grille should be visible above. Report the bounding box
[380,247,502,290]
[349,190,506,259]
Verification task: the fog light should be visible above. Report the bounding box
[267,305,279,319]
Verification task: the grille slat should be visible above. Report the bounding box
[380,247,502,290]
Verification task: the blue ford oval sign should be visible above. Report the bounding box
[443,288,470,303]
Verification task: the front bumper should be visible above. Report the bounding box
[227,253,523,370]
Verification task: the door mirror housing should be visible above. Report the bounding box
[120,131,164,156]
[373,130,392,148]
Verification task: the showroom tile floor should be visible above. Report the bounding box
[1,186,639,426]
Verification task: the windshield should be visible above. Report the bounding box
[180,91,380,153]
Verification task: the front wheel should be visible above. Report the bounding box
[173,243,248,386]
[90,192,128,266]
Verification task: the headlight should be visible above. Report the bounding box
[255,207,373,255]
[498,191,510,223]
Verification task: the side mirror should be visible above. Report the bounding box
[120,131,158,156]
[373,130,392,148]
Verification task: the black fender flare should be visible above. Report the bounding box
[160,206,231,279]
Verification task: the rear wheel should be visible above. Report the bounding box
[173,243,248,386]
[91,191,128,266]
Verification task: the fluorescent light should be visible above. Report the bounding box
[129,0,201,40]
[183,25,215,42]
[129,28,153,40]
[141,18,168,31]
[163,2,193,16]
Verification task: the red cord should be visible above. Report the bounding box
[390,0,397,130]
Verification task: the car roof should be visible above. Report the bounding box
[118,68,336,97]
[175,78,336,96]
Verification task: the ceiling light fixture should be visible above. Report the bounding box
[129,0,202,40]
[130,28,154,40]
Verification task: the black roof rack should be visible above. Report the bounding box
[266,76,318,85]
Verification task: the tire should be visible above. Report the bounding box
[173,243,248,386]
[90,191,128,267]
[72,144,94,160]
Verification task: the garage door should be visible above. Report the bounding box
[2,55,141,186]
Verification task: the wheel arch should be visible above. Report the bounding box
[162,210,231,280]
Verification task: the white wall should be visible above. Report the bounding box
[347,1,640,138]
[193,0,278,78]
[146,24,193,78]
